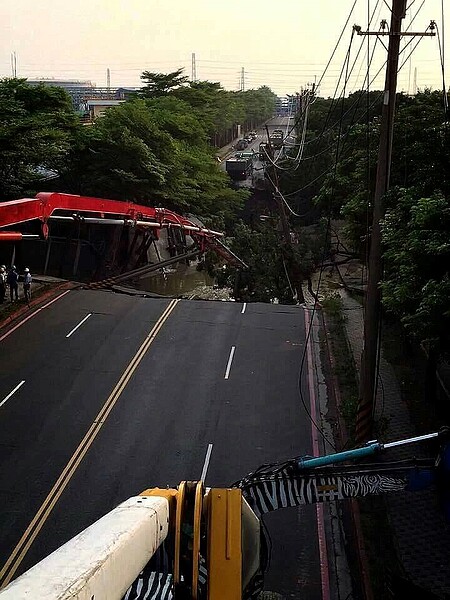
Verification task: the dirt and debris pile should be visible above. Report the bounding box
[184,285,234,301]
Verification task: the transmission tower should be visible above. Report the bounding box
[191,53,197,83]
[240,67,245,92]
[11,51,17,77]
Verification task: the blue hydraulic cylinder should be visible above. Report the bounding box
[298,443,381,469]
[297,431,442,470]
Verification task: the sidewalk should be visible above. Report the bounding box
[0,276,73,334]
[337,284,450,598]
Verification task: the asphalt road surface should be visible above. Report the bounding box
[223,116,295,188]
[0,289,326,598]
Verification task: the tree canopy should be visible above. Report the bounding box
[0,78,78,199]
[278,88,450,354]
[381,188,450,355]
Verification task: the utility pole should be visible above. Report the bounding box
[355,1,435,442]
[264,126,291,243]
[240,67,245,92]
[264,125,305,303]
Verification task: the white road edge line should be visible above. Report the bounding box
[66,313,92,338]
[241,302,247,314]
[0,290,71,343]
[224,346,236,380]
[200,443,214,482]
[0,380,25,409]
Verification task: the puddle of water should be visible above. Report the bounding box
[136,261,215,296]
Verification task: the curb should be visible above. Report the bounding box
[319,308,374,600]
[0,281,76,336]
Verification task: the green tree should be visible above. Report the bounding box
[381,189,450,347]
[0,78,78,199]
[61,98,246,225]
[224,221,325,303]
[173,81,244,140]
[381,189,450,397]
[61,99,174,202]
[140,68,189,98]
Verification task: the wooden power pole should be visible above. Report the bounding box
[356,0,407,443]
[355,2,435,442]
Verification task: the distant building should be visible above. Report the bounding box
[25,78,141,111]
[26,78,94,89]
[85,99,125,121]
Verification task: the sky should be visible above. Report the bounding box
[0,0,448,97]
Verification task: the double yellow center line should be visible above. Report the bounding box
[0,298,179,588]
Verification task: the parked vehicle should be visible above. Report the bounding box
[234,151,255,160]
[225,156,253,180]
[235,139,248,150]
[259,142,268,160]
[269,129,284,149]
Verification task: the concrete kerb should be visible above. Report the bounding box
[305,304,355,600]
[318,303,374,600]
[216,141,238,161]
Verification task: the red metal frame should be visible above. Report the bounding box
[0,192,246,267]
[0,192,218,235]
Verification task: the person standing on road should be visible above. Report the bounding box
[23,267,32,303]
[0,265,6,303]
[7,265,19,302]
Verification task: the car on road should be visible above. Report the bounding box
[234,151,255,160]
[235,139,248,150]
[259,142,268,160]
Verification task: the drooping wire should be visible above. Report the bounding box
[289,1,382,154]
[283,0,359,143]
[363,0,373,303]
[436,22,449,115]
[317,0,359,91]
[283,90,384,199]
[295,30,358,454]
[398,22,433,73]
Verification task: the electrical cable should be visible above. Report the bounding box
[265,173,311,218]
[276,28,359,177]
[349,0,384,94]
[282,0,360,144]
[298,0,425,153]
[283,90,384,198]
[294,28,361,454]
[316,0,359,91]
[436,23,448,114]
[398,23,432,72]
